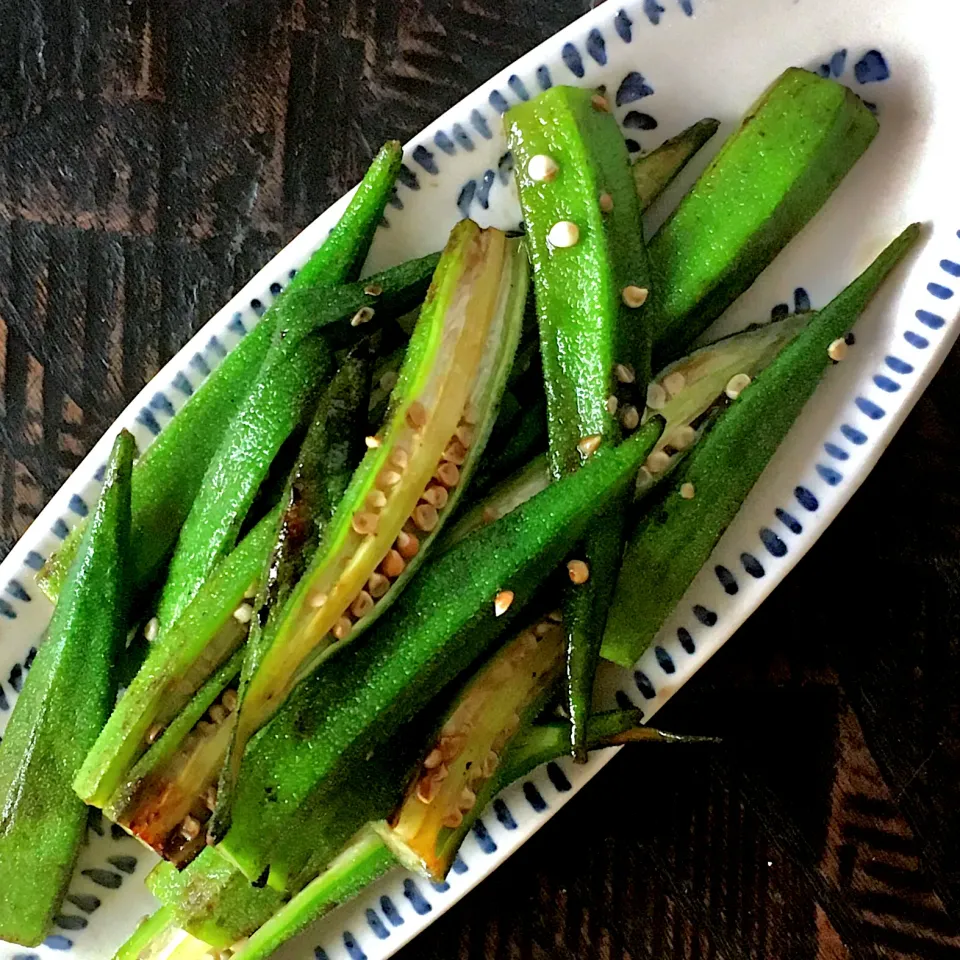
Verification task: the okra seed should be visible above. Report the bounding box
[527,154,559,182]
[622,285,649,308]
[146,723,165,744]
[591,93,611,112]
[442,439,468,465]
[406,400,428,429]
[351,590,375,619]
[379,370,398,392]
[381,549,406,579]
[567,559,590,585]
[233,603,254,625]
[614,362,636,384]
[331,617,353,641]
[352,511,380,536]
[204,786,218,811]
[416,777,441,805]
[436,461,460,488]
[645,382,667,410]
[208,704,227,725]
[221,689,238,713]
[828,338,848,362]
[663,371,686,397]
[243,582,258,600]
[459,786,477,812]
[308,591,328,609]
[422,484,448,510]
[377,469,402,489]
[424,748,444,770]
[395,529,420,559]
[455,423,476,448]
[350,306,375,327]
[547,221,580,249]
[366,489,387,510]
[181,816,202,841]
[645,451,672,474]
[724,372,752,400]
[482,506,499,525]
[389,447,409,470]
[494,590,515,617]
[363,282,383,297]
[144,617,159,642]
[365,435,382,449]
[535,621,553,637]
[669,425,697,451]
[482,750,499,778]
[606,394,619,415]
[440,736,463,761]
[367,572,390,599]
[463,402,480,425]
[680,482,696,500]
[547,609,563,622]
[577,434,602,457]
[442,810,464,829]
[413,502,439,532]
[599,192,614,213]
[620,405,640,431]
[197,720,215,736]
[433,763,450,783]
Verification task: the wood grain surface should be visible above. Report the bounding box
[1,1,959,957]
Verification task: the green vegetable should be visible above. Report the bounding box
[75,507,279,810]
[217,418,663,889]
[212,347,373,840]
[470,394,547,497]
[631,118,720,211]
[105,648,244,867]
[382,610,565,880]
[221,223,529,820]
[156,255,438,633]
[603,224,920,667]
[0,430,134,946]
[38,143,405,603]
[507,85,657,757]
[649,68,878,363]
[507,85,656,472]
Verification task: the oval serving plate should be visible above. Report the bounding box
[2,0,959,957]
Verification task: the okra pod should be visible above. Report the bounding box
[649,68,878,363]
[0,431,134,946]
[39,143,405,603]
[631,118,720,211]
[75,506,280,810]
[221,223,529,815]
[217,419,663,887]
[603,224,921,667]
[507,85,657,757]
[212,348,373,841]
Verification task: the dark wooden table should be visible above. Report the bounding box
[2,2,959,957]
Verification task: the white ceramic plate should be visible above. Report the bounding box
[2,0,958,957]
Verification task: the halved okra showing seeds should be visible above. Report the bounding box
[217,221,531,827]
[444,310,814,543]
[216,419,663,888]
[380,609,566,879]
[104,649,245,866]
[648,67,879,364]
[38,143,407,604]
[74,507,279,809]
[155,254,438,634]
[507,84,659,758]
[0,431,133,946]
[602,224,921,667]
